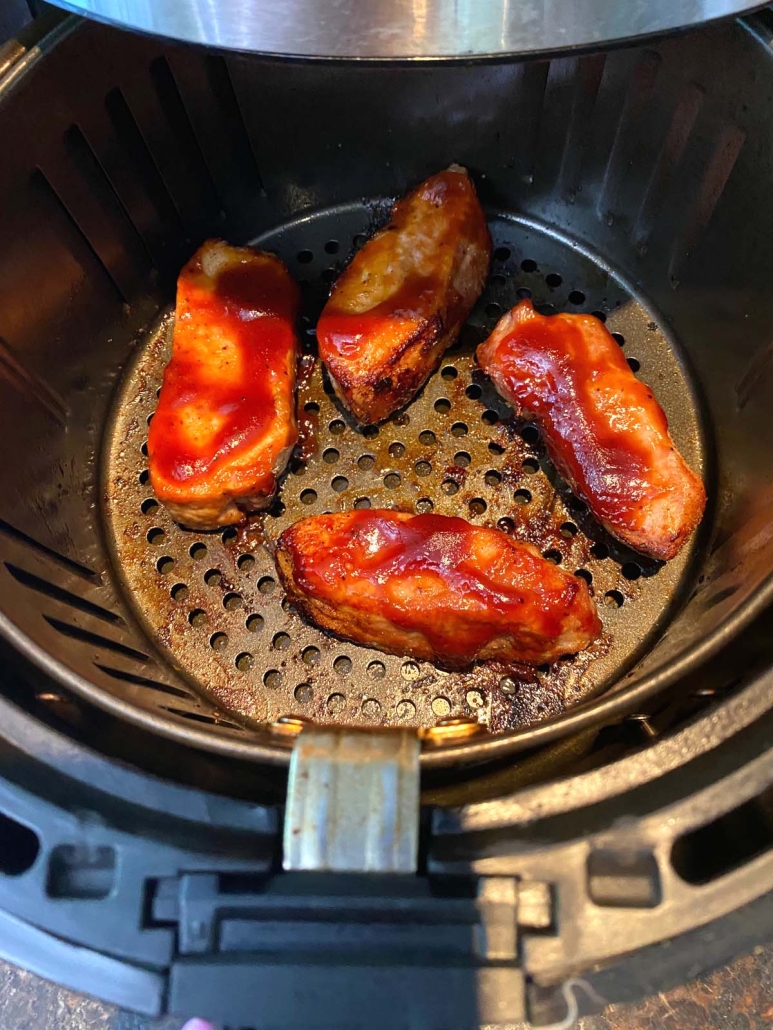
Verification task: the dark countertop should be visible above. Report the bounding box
[586,944,773,1030]
[2,942,772,1030]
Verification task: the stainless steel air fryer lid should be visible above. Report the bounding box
[43,0,765,59]
[1,12,773,773]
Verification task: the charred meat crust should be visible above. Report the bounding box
[326,315,446,423]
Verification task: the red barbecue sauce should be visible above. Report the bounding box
[149,253,299,487]
[480,308,667,526]
[289,510,599,666]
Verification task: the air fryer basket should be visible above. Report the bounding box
[1,14,772,769]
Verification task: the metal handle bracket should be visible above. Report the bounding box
[283,728,420,873]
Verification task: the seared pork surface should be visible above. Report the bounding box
[477,301,706,560]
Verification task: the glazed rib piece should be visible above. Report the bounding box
[317,165,491,424]
[149,240,300,529]
[477,300,706,560]
[276,510,601,668]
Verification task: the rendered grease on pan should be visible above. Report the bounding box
[294,354,320,464]
[104,203,705,735]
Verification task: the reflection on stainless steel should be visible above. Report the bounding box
[45,0,762,58]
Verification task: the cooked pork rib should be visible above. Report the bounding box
[317,165,491,424]
[477,300,706,560]
[276,510,601,669]
[149,240,300,529]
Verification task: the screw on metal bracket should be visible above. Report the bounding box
[421,717,483,744]
[626,712,658,739]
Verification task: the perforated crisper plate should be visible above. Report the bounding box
[103,204,706,734]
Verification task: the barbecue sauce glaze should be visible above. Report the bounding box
[150,250,299,488]
[477,301,706,560]
[278,510,601,668]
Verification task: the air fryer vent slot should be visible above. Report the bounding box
[0,812,40,876]
[5,563,123,626]
[94,663,195,701]
[0,520,99,583]
[46,844,116,900]
[44,616,150,663]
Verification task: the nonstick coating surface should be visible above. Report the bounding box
[104,204,707,733]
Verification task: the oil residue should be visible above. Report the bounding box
[295,355,319,462]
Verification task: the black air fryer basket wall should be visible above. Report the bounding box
[2,11,773,1029]
[0,14,771,767]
